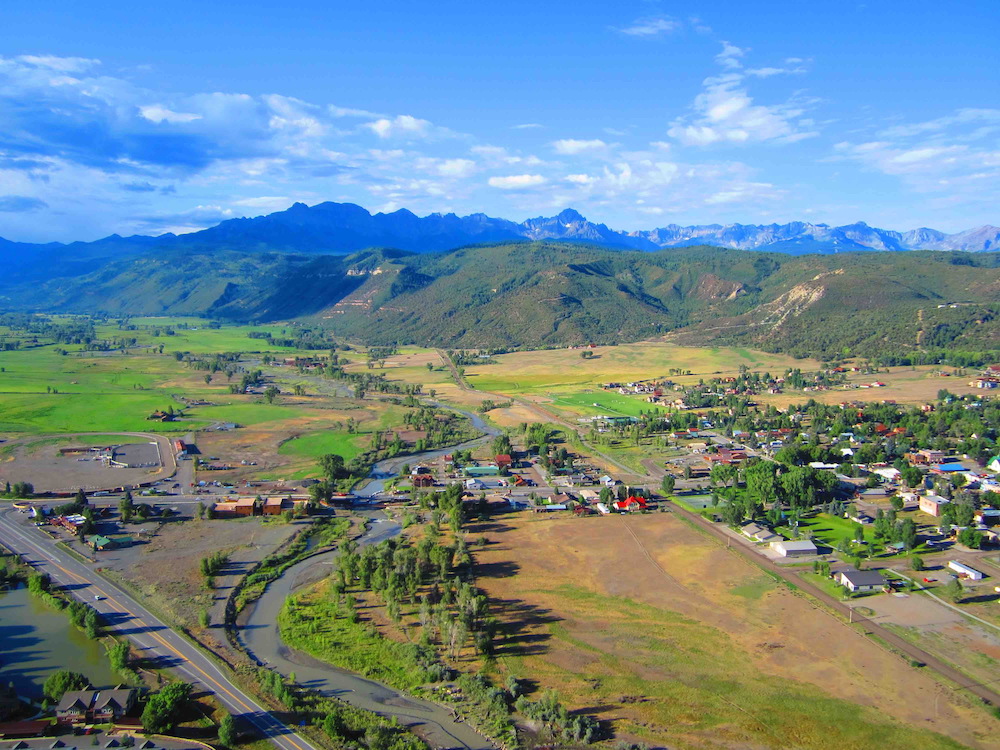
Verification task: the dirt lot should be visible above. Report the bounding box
[99,516,300,636]
[0,435,171,492]
[472,512,993,750]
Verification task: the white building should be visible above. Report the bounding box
[948,561,984,580]
[770,539,817,557]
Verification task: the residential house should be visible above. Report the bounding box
[740,523,781,543]
[838,569,887,593]
[56,690,137,726]
[612,496,648,512]
[412,474,435,488]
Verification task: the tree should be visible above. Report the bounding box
[660,475,676,495]
[142,682,192,733]
[745,460,780,508]
[218,714,238,747]
[11,481,34,498]
[957,527,983,549]
[319,453,347,481]
[119,494,135,523]
[901,465,923,488]
[263,385,279,404]
[44,670,90,702]
[910,554,925,571]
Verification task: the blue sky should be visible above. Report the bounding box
[0,0,997,242]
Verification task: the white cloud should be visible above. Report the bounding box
[511,123,543,129]
[881,108,1000,138]
[16,54,100,72]
[565,174,596,185]
[435,158,477,177]
[552,138,608,155]
[667,43,817,147]
[488,174,547,189]
[616,16,681,37]
[366,114,434,139]
[231,195,293,210]
[328,104,384,119]
[716,41,746,70]
[138,104,203,124]
[704,182,778,204]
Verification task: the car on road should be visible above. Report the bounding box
[94,595,104,601]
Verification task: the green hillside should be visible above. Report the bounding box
[4,241,1000,360]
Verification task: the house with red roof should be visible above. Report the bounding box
[613,496,648,512]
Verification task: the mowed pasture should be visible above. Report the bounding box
[0,345,307,434]
[549,389,667,418]
[472,513,989,750]
[93,318,302,354]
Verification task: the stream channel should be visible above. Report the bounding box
[241,408,500,750]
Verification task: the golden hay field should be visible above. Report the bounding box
[471,512,991,750]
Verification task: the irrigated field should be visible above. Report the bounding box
[472,512,992,750]
[0,319,418,483]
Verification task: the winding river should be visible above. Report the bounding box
[241,407,500,750]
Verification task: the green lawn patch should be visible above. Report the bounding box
[278,431,368,461]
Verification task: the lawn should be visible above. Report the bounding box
[278,431,369,461]
[778,512,875,548]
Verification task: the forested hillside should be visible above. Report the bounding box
[3,241,999,361]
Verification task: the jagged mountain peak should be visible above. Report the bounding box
[1,201,998,267]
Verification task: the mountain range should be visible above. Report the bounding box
[2,202,999,277]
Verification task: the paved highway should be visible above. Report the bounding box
[0,508,320,750]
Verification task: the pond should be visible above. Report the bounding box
[0,583,119,701]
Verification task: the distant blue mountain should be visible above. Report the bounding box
[1,202,998,278]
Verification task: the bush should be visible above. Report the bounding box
[218,714,238,747]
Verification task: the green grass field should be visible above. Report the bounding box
[277,431,369,461]
[92,319,304,353]
[549,389,667,418]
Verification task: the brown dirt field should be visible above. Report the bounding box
[471,513,993,750]
[485,404,543,429]
[759,366,981,409]
[102,516,299,634]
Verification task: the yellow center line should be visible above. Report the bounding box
[35,543,310,750]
